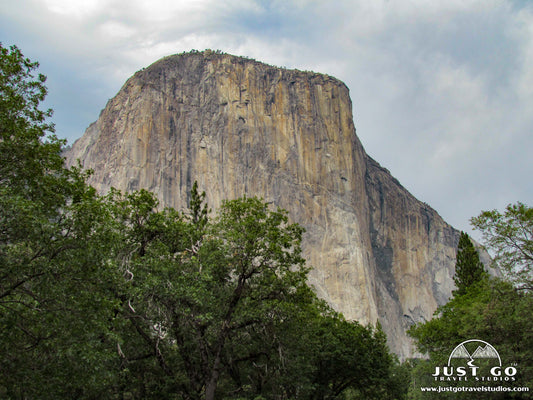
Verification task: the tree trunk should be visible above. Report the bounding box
[205,352,222,400]
[205,276,245,399]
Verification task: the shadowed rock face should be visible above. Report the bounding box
[65,51,461,358]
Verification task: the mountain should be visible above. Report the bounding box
[450,344,471,359]
[65,50,465,358]
[471,345,500,359]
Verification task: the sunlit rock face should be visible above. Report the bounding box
[66,51,465,358]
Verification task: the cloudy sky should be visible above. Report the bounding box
[1,0,532,238]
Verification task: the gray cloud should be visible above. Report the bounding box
[1,0,531,239]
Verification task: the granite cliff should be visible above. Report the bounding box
[66,50,462,358]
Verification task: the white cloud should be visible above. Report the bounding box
[510,7,533,102]
[97,20,136,40]
[42,0,106,17]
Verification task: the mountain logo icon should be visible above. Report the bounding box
[448,339,502,366]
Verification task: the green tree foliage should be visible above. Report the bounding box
[110,192,310,398]
[471,202,533,290]
[0,44,406,399]
[0,43,63,197]
[0,43,125,398]
[408,204,533,399]
[453,232,486,296]
[408,277,532,399]
[110,190,405,399]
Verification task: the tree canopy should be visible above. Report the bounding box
[471,202,533,290]
[408,204,533,399]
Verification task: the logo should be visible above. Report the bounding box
[432,339,517,382]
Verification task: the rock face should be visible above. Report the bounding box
[65,51,461,358]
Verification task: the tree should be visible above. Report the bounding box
[471,202,533,290]
[0,43,64,198]
[453,231,486,296]
[408,277,533,399]
[0,43,124,398]
[112,194,310,399]
[110,189,406,400]
[408,204,533,399]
